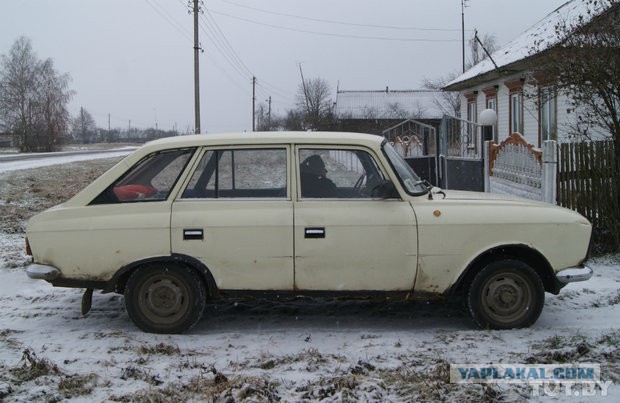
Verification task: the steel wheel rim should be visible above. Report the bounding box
[137,273,189,325]
[480,272,532,325]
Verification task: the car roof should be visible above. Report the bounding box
[140,131,385,152]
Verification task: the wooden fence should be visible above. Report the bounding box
[557,140,619,252]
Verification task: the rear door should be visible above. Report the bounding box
[294,147,418,291]
[171,147,294,290]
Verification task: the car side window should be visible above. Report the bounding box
[91,148,195,204]
[182,148,287,198]
[298,148,386,199]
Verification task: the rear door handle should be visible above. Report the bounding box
[305,227,325,239]
[183,229,203,240]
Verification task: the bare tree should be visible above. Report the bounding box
[37,59,72,149]
[0,37,73,151]
[295,77,335,130]
[256,103,267,131]
[283,109,304,131]
[540,0,619,144]
[71,107,97,144]
[537,0,619,251]
[0,37,39,150]
[469,32,498,67]
[423,74,462,117]
[384,102,410,120]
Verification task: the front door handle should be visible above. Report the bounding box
[305,227,325,239]
[183,229,203,240]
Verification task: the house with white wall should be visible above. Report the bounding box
[444,0,617,147]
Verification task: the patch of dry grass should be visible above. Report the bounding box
[0,157,122,234]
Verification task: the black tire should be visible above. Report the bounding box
[124,263,206,334]
[467,259,545,330]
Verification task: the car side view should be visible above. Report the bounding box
[25,132,593,333]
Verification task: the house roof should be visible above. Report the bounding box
[444,0,617,91]
[335,89,444,120]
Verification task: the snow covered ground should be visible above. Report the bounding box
[0,148,135,173]
[0,151,619,401]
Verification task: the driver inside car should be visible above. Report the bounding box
[299,155,338,198]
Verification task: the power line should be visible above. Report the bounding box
[199,18,256,94]
[201,41,253,96]
[207,9,461,43]
[256,82,294,104]
[199,11,295,104]
[200,10,254,78]
[198,28,294,110]
[218,0,470,32]
[144,0,192,41]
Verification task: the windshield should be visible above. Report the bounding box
[382,141,429,195]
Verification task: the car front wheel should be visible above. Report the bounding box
[467,259,544,329]
[124,263,206,334]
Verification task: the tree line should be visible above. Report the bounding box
[0,37,180,151]
[0,35,468,151]
[0,37,72,152]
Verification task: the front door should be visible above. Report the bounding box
[294,147,418,291]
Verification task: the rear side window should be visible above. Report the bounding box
[91,148,195,204]
[182,148,287,198]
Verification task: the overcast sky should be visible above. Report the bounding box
[0,0,568,134]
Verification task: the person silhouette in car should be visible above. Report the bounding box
[299,155,338,197]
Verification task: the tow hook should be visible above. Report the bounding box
[81,288,93,315]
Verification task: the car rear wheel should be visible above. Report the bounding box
[467,259,544,329]
[124,263,206,334]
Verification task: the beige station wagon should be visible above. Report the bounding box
[25,132,593,333]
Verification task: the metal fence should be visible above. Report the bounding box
[382,119,436,157]
[437,115,485,191]
[439,115,482,158]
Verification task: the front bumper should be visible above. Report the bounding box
[556,265,593,284]
[26,264,60,281]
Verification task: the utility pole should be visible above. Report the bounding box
[461,1,464,73]
[252,76,256,131]
[193,0,201,134]
[108,113,111,141]
[266,96,272,131]
[80,107,85,143]
[298,63,311,118]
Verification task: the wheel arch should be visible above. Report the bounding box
[449,244,561,298]
[109,254,219,298]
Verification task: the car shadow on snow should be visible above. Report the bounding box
[194,296,473,334]
[47,292,472,334]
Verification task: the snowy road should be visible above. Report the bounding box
[0,148,134,173]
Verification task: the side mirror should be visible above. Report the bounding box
[372,180,399,199]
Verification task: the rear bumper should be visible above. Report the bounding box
[26,264,111,290]
[556,265,593,284]
[26,264,60,281]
